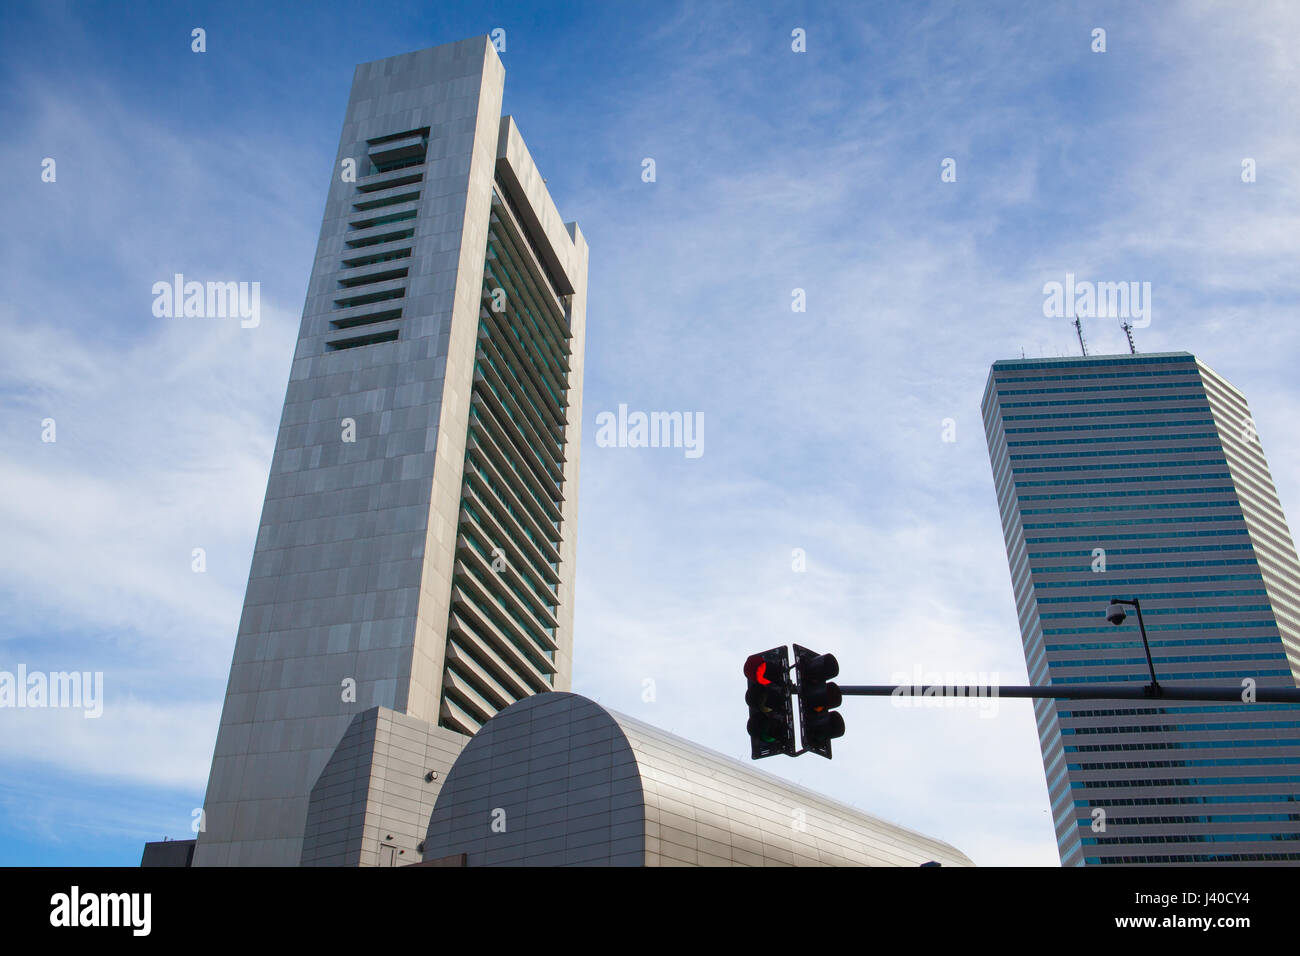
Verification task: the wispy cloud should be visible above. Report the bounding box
[2,0,1298,865]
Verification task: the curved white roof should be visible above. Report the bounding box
[424,692,973,866]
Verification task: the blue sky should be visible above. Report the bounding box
[2,0,1298,866]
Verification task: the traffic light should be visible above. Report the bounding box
[795,643,844,758]
[744,646,796,759]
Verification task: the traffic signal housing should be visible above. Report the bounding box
[744,646,796,759]
[795,643,844,758]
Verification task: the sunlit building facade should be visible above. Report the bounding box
[982,352,1300,865]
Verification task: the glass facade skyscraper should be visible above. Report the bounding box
[981,352,1300,865]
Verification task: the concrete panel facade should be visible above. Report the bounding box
[301,707,466,866]
[196,36,586,866]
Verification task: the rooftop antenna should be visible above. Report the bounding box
[1121,320,1137,354]
[1073,316,1089,356]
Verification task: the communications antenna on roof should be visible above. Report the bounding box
[1121,320,1138,354]
[1073,316,1089,356]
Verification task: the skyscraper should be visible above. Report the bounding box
[195,36,588,866]
[981,352,1300,865]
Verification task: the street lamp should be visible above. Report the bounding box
[1106,597,1161,696]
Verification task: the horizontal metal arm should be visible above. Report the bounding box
[840,684,1300,703]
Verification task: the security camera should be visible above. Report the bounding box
[1105,602,1127,626]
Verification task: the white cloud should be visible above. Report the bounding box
[2,0,1298,865]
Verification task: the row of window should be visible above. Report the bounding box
[998,382,1204,398]
[999,392,1207,409]
[992,355,1194,372]
[1064,720,1300,736]
[1025,515,1244,530]
[1061,704,1300,719]
[1011,456,1227,475]
[1056,667,1292,683]
[1019,485,1234,502]
[1045,634,1280,652]
[1044,622,1279,637]
[1040,603,1272,621]
[1009,431,1218,448]
[1037,559,1257,573]
[1033,546,1252,562]
[1080,812,1300,826]
[1016,471,1229,488]
[1004,417,1213,435]
[1070,755,1300,770]
[1067,737,1300,753]
[1038,587,1265,605]
[1085,852,1300,862]
[1051,650,1284,668]
[1002,405,1209,422]
[1076,792,1300,807]
[1082,832,1300,845]
[1023,506,1243,520]
[995,367,1198,385]
[1013,444,1224,461]
[1035,572,1262,590]
[1027,528,1248,546]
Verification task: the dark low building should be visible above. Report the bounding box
[140,839,195,867]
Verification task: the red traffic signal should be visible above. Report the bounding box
[743,654,773,684]
[744,647,796,759]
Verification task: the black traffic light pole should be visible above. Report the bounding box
[747,595,1300,761]
[747,639,1300,762]
[843,596,1299,705]
[839,683,1300,703]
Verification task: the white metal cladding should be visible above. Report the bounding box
[422,692,974,866]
